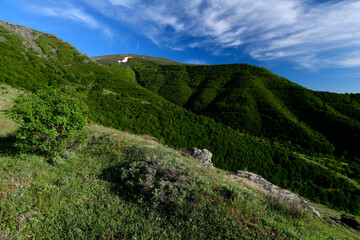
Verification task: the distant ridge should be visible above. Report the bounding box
[92,53,184,65]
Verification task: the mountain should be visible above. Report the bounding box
[98,55,360,160]
[0,19,360,217]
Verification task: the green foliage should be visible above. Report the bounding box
[6,91,87,156]
[35,34,88,64]
[114,147,209,209]
[265,195,306,219]
[128,60,360,160]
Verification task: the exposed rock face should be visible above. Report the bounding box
[0,19,43,54]
[0,20,42,41]
[230,171,320,217]
[0,20,87,58]
[182,148,214,168]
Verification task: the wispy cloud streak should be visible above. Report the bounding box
[31,2,113,38]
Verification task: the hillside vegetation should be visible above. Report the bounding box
[1,118,360,239]
[0,20,359,216]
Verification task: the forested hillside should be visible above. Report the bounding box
[111,58,360,160]
[1,20,359,215]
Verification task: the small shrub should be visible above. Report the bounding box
[6,90,88,156]
[220,183,244,201]
[118,147,209,209]
[266,195,306,218]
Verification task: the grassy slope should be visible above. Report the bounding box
[1,21,360,215]
[0,121,359,239]
[0,84,19,135]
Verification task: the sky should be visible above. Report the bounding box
[1,0,360,93]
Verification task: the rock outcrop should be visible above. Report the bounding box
[0,20,87,58]
[180,147,214,168]
[228,170,320,217]
[0,19,43,54]
[178,148,320,217]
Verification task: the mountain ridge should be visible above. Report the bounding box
[0,19,87,60]
[92,53,185,66]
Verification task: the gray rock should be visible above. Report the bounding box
[232,170,321,217]
[182,147,214,168]
[0,19,43,54]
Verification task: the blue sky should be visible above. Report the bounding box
[1,0,360,93]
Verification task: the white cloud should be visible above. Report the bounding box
[169,46,185,51]
[33,4,113,38]
[42,7,96,27]
[338,58,360,67]
[337,51,360,67]
[83,0,360,69]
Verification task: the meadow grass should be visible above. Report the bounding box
[0,124,359,239]
[0,84,19,136]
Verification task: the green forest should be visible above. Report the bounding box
[0,22,360,216]
[126,59,360,159]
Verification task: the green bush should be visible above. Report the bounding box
[6,91,88,156]
[118,147,209,209]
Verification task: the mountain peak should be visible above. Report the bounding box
[0,19,86,59]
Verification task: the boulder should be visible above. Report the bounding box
[181,147,214,168]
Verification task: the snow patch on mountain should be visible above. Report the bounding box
[118,56,133,64]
